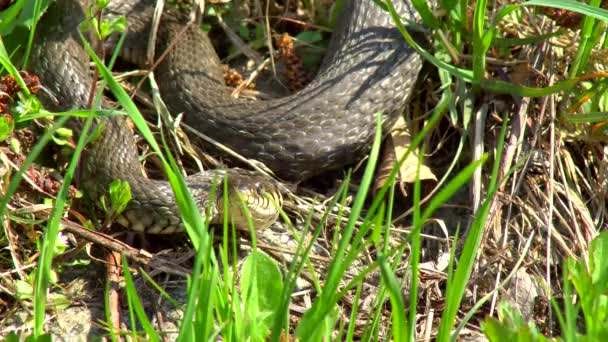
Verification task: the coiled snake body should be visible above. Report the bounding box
[30,0,423,233]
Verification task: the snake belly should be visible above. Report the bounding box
[29,0,423,233]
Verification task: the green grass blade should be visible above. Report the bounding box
[139,269,179,308]
[20,0,43,69]
[33,115,91,337]
[411,0,439,28]
[177,197,214,341]
[345,282,363,342]
[407,147,424,341]
[121,257,160,342]
[471,0,488,94]
[560,260,576,342]
[384,0,474,82]
[524,0,608,21]
[437,117,508,342]
[195,267,218,340]
[420,156,486,224]
[76,21,225,340]
[387,0,608,102]
[16,109,126,122]
[563,112,608,123]
[564,0,603,78]
[378,253,407,342]
[296,113,383,338]
[0,53,32,97]
[77,30,208,249]
[0,0,25,35]
[270,177,349,341]
[0,115,66,338]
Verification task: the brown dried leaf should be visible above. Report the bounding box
[373,117,436,196]
[504,267,543,321]
[510,62,530,86]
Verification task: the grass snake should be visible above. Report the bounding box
[29,0,424,233]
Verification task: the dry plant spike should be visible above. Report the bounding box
[147,0,164,65]
[224,65,253,89]
[276,33,311,92]
[373,116,436,197]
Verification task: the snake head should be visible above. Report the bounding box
[216,169,283,231]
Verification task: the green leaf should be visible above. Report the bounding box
[51,127,74,146]
[567,257,590,302]
[55,127,73,138]
[482,302,547,342]
[255,23,265,41]
[99,16,126,39]
[296,31,322,43]
[563,112,608,123]
[86,119,105,144]
[24,333,52,342]
[590,232,608,291]
[96,0,110,9]
[240,250,284,330]
[9,136,20,154]
[239,24,250,39]
[482,318,516,342]
[53,231,68,255]
[14,96,42,117]
[109,179,132,216]
[0,115,14,142]
[206,4,218,16]
[48,293,71,310]
[0,0,25,35]
[497,301,525,328]
[14,279,34,299]
[3,332,20,342]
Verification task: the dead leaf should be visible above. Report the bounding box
[373,116,436,197]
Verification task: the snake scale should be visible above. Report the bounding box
[29,0,423,233]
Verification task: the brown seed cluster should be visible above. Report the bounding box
[4,135,78,199]
[0,71,41,115]
[30,164,78,198]
[223,65,255,89]
[276,33,310,92]
[0,71,77,198]
[542,2,608,29]
[542,8,583,29]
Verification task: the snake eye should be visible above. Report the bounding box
[255,182,265,195]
